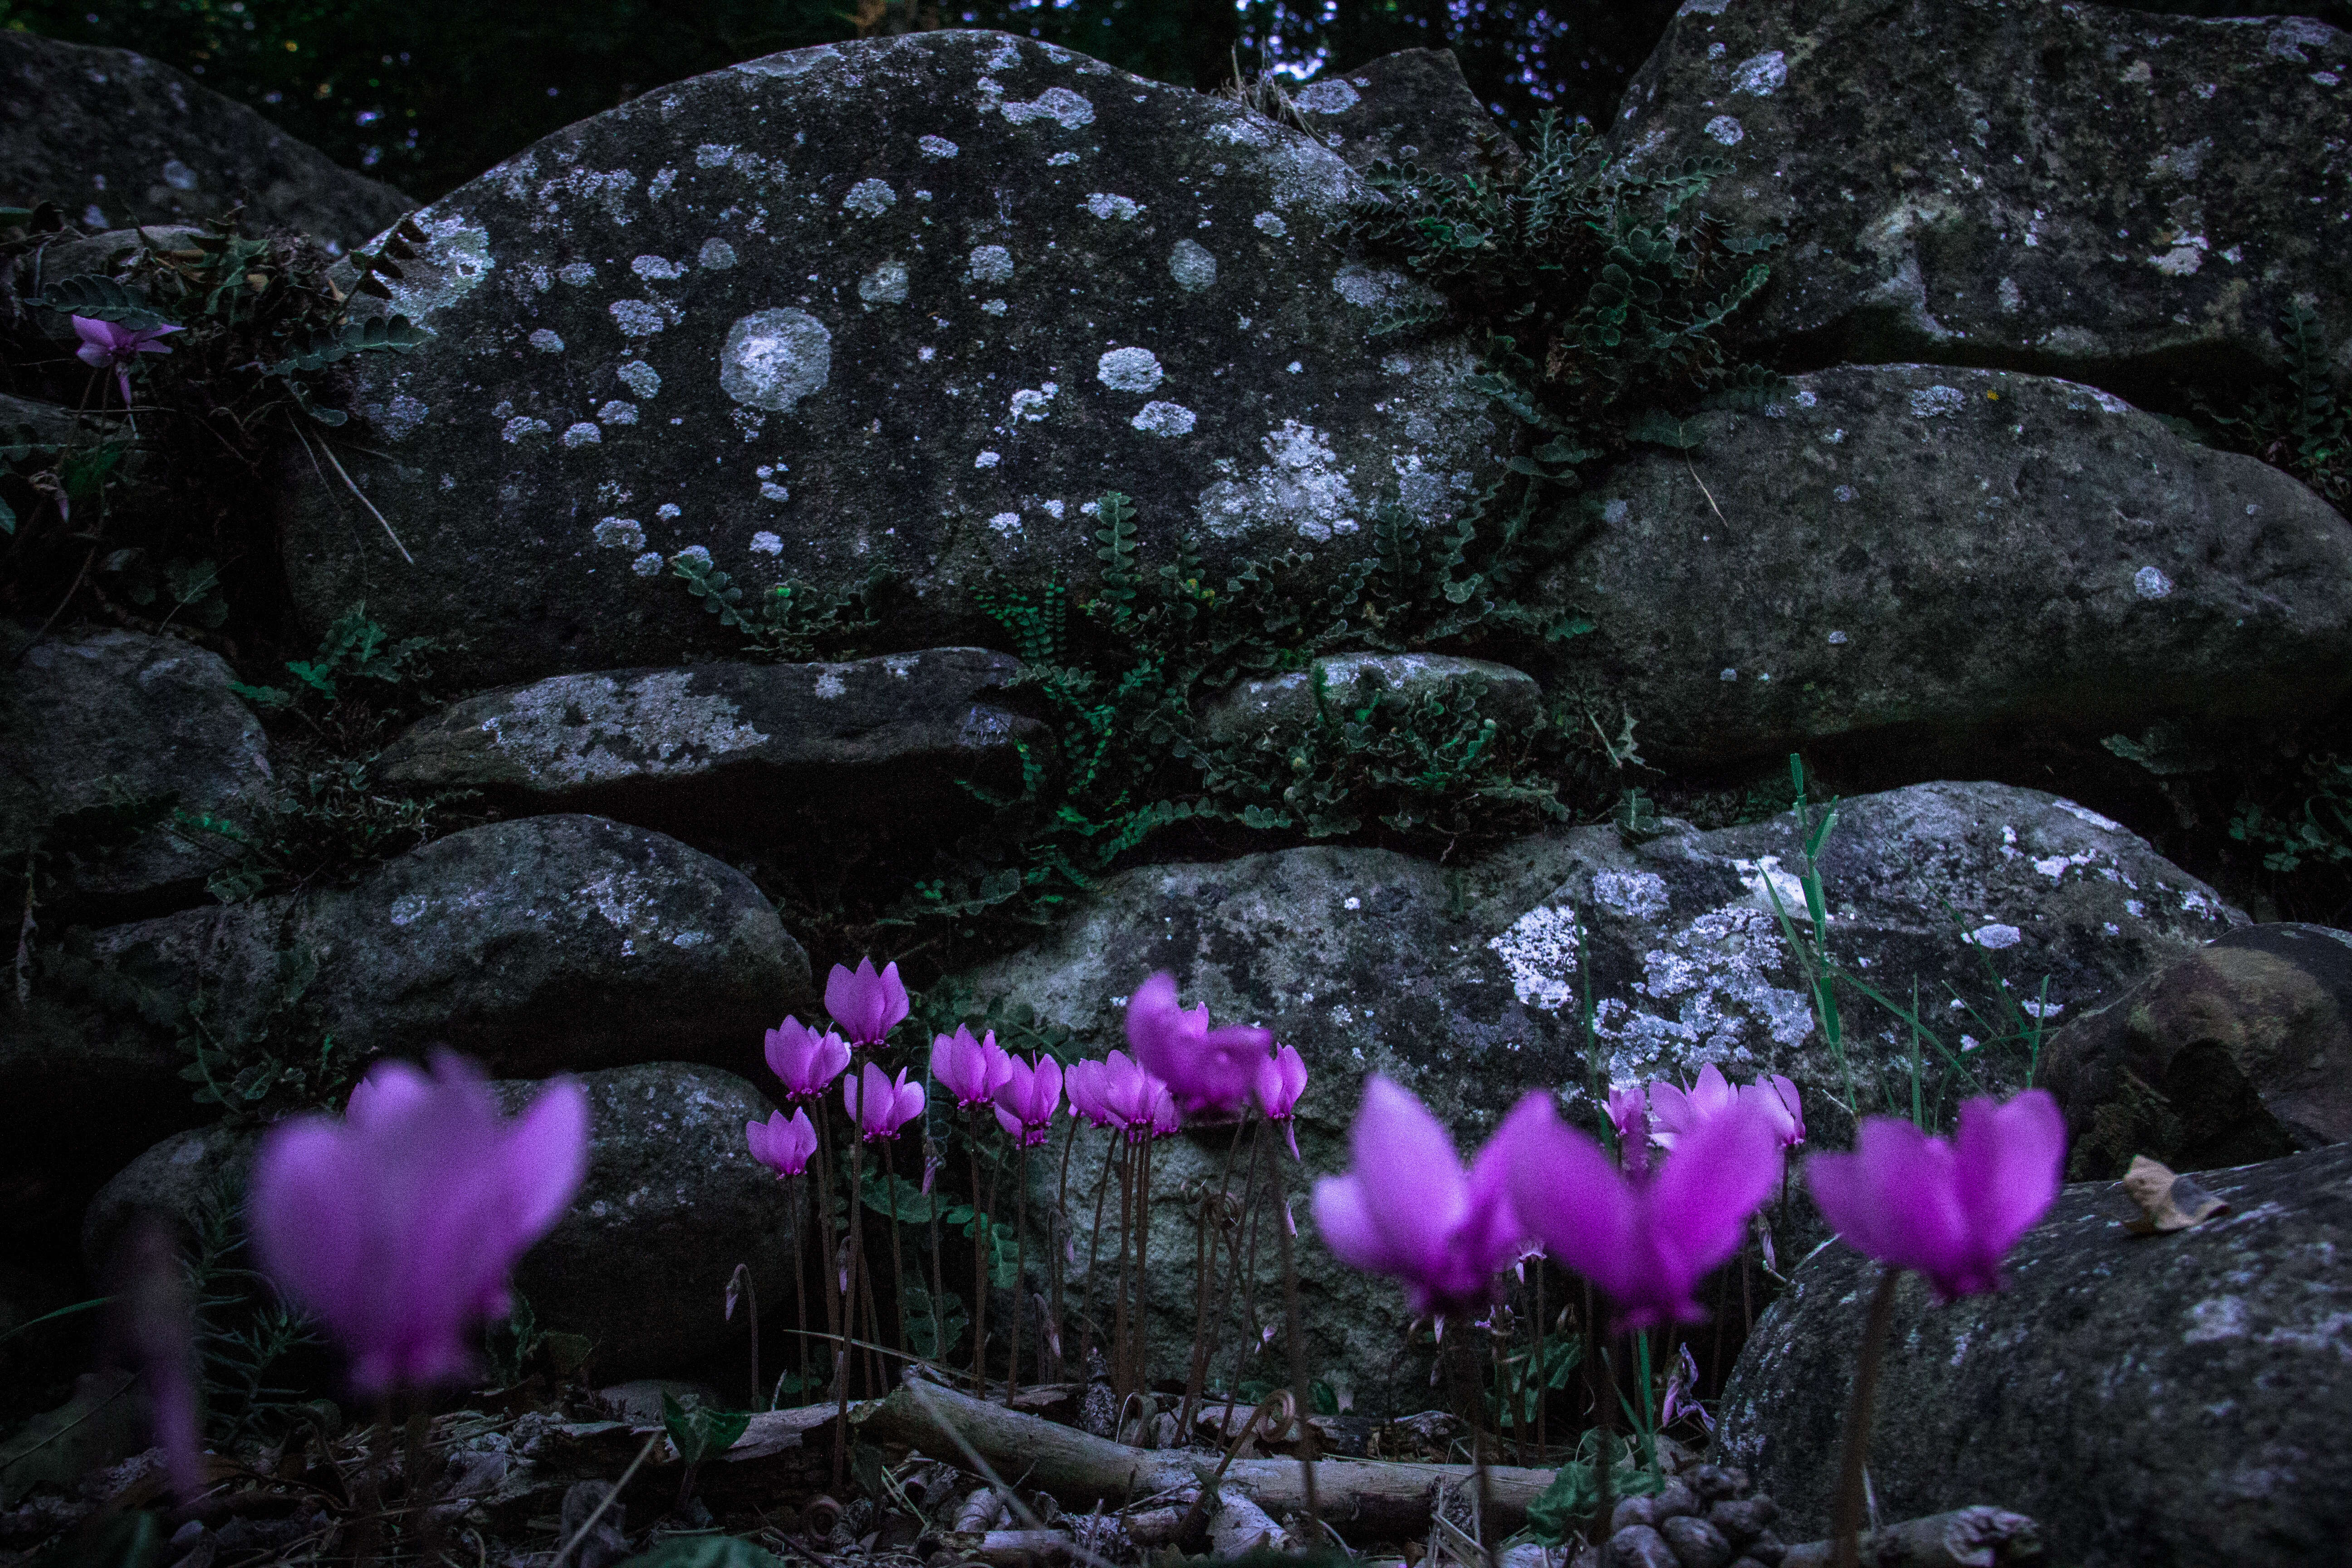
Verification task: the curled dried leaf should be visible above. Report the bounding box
[2121,1154,2230,1235]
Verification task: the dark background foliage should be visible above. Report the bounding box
[0,0,1682,202]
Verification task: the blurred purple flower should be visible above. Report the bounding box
[825,956,909,1047]
[845,1061,925,1142]
[1311,1075,1526,1318]
[764,1016,850,1101]
[103,1217,205,1503]
[1124,970,1270,1115]
[1648,1063,1738,1151]
[1805,1090,2064,1302]
[1743,1073,1805,1149]
[932,1025,1013,1109]
[1501,1087,1780,1331]
[746,1107,818,1177]
[1254,1043,1308,1158]
[250,1052,588,1393]
[72,314,179,403]
[993,1053,1063,1147]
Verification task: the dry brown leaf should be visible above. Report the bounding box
[2121,1155,2231,1235]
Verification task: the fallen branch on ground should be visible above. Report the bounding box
[855,1379,1553,1542]
[1779,1506,2043,1568]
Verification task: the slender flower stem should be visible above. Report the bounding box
[1052,1117,1079,1381]
[1590,1319,1612,1552]
[1078,1127,1116,1381]
[881,1139,910,1360]
[1131,1135,1156,1402]
[1112,1136,1135,1411]
[926,1137,949,1371]
[815,1102,847,1490]
[969,1127,990,1390]
[730,1263,762,1412]
[1533,1263,1547,1461]
[1008,1141,1029,1407]
[1181,1113,1252,1438]
[1474,1341,1499,1568]
[1274,1167,1319,1533]
[1830,1266,1902,1568]
[794,1173,812,1398]
[1223,1121,1272,1399]
[846,1075,871,1384]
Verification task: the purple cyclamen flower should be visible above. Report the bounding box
[932,1025,1013,1109]
[764,1016,850,1100]
[1647,1062,1739,1151]
[825,956,909,1047]
[1743,1072,1805,1148]
[1066,1058,1114,1129]
[845,1061,925,1142]
[72,314,179,404]
[1311,1075,1526,1318]
[1804,1090,2064,1303]
[1500,1086,1781,1331]
[993,1053,1063,1147]
[1254,1044,1308,1159]
[1124,970,1271,1115]
[746,1107,819,1177]
[1660,1341,1714,1435]
[249,1051,588,1393]
[1608,1084,1652,1176]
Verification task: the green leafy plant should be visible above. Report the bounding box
[175,945,365,1122]
[183,1183,329,1442]
[2194,300,2349,507]
[2230,752,2352,875]
[670,548,886,661]
[1522,1426,1667,1544]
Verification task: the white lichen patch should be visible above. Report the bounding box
[379,214,495,322]
[631,255,684,280]
[631,552,664,577]
[598,400,638,425]
[1097,346,1165,393]
[858,260,911,304]
[480,671,770,788]
[2151,239,2207,277]
[501,416,551,443]
[1730,855,1809,918]
[1169,239,1217,291]
[617,360,662,399]
[1489,904,1581,1012]
[919,134,960,159]
[1592,904,1814,1078]
[967,244,1015,284]
[750,531,783,555]
[1132,401,1197,436]
[1010,382,1059,421]
[698,238,738,270]
[1968,922,2024,950]
[1000,86,1095,128]
[2134,565,2175,599]
[1207,117,1272,149]
[593,517,645,550]
[1253,211,1289,237]
[1197,420,1361,542]
[1593,870,1671,921]
[1730,50,1787,95]
[1083,193,1144,220]
[608,299,670,338]
[1292,79,1361,114]
[529,328,566,353]
[1704,115,1744,146]
[975,450,1001,468]
[561,421,603,448]
[1909,385,1967,417]
[843,178,897,216]
[989,510,1023,536]
[720,309,832,413]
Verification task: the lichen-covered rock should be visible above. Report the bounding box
[491,1063,804,1381]
[0,32,412,245]
[1718,1141,2352,1568]
[2043,922,2352,1179]
[1197,652,1541,744]
[1288,49,1519,177]
[1606,0,2352,389]
[953,779,2235,1410]
[372,647,1039,828]
[275,29,1500,686]
[0,624,273,915]
[1555,364,2352,764]
[79,1065,801,1382]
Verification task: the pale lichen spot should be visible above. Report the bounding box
[1489,905,1580,1011]
[1730,50,1787,95]
[1292,79,1361,114]
[561,421,603,448]
[975,450,1002,468]
[1009,383,1058,421]
[1047,151,1080,167]
[631,552,665,577]
[617,360,662,399]
[968,244,1015,284]
[529,328,566,353]
[559,261,597,286]
[919,134,960,159]
[843,178,897,216]
[501,416,551,443]
[609,299,668,337]
[1097,346,1165,393]
[632,255,683,281]
[859,260,911,305]
[1001,86,1095,129]
[1704,115,1744,146]
[593,517,645,550]
[1132,401,1197,436]
[750,531,784,555]
[2134,565,2175,600]
[1083,193,1144,220]
[598,400,638,426]
[1909,385,1966,417]
[1253,211,1289,237]
[698,238,738,270]
[1169,239,1217,291]
[720,309,833,413]
[989,510,1024,536]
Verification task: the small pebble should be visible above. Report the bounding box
[1743,1530,1788,1568]
[1651,1477,1701,1520]
[1612,1495,1661,1532]
[1661,1514,1736,1568]
[1709,1496,1778,1541]
[1608,1524,1681,1568]
[1692,1464,1747,1500]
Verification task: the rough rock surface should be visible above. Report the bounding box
[276,29,1500,686]
[2043,922,2352,1178]
[0,624,273,914]
[1554,364,2352,764]
[956,779,2237,1409]
[1606,0,2352,390]
[0,32,412,246]
[492,1064,804,1382]
[1288,49,1519,178]
[79,1065,800,1382]
[373,647,1039,828]
[1197,652,1541,744]
[1719,1142,2352,1568]
[6,813,808,1195]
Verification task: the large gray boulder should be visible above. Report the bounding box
[0,31,412,247]
[275,30,1501,687]
[3,815,810,1192]
[1606,0,2352,391]
[372,647,1039,831]
[0,624,273,915]
[1719,1141,2352,1568]
[83,1064,803,1383]
[953,779,2239,1412]
[1553,364,2352,764]
[1287,49,1519,178]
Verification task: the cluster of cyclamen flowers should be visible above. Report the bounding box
[1317,1060,2064,1328]
[743,965,1308,1177]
